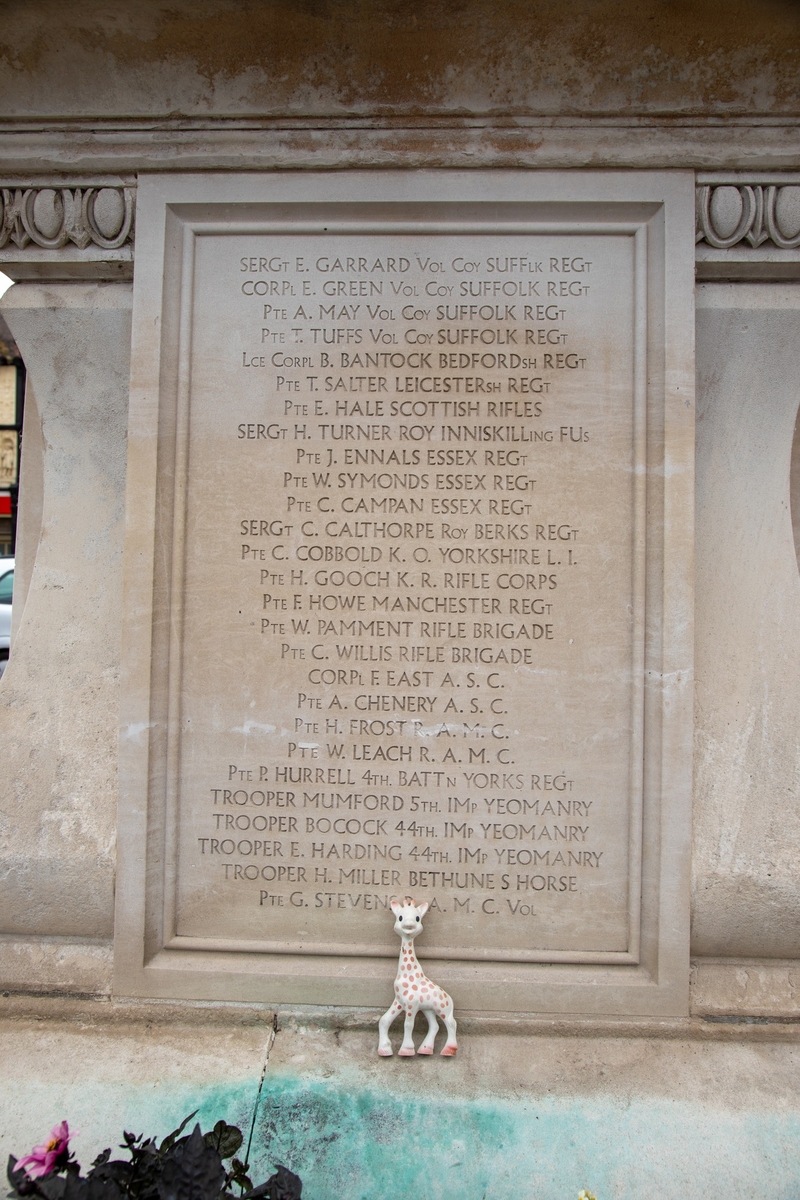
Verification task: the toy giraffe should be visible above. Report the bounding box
[378,897,457,1057]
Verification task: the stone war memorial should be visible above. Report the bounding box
[0,4,798,1198]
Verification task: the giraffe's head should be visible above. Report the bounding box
[390,896,429,940]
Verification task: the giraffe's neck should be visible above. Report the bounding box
[398,937,420,975]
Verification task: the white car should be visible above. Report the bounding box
[0,556,14,678]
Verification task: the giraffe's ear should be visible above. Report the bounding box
[390,898,402,914]
[416,901,429,919]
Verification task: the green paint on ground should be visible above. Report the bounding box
[5,1071,800,1200]
[248,1076,800,1200]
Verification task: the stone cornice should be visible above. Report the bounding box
[0,119,799,175]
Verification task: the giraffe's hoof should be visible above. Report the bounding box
[440,1045,457,1056]
[417,1045,434,1055]
[378,1047,393,1057]
[398,1047,416,1057]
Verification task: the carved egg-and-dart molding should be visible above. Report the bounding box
[0,186,135,251]
[696,183,800,250]
[2,182,800,257]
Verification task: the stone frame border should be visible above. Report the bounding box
[114,169,694,1017]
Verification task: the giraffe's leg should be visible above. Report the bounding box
[378,999,403,1056]
[441,998,458,1056]
[398,1007,417,1056]
[418,1007,438,1055]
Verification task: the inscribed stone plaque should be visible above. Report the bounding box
[117,172,694,1015]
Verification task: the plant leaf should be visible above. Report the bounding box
[158,1115,198,1157]
[157,1128,224,1200]
[268,1168,302,1200]
[202,1127,242,1162]
[84,1177,124,1200]
[61,1171,88,1200]
[7,1155,41,1199]
[240,1166,301,1200]
[225,1161,251,1194]
[32,1175,66,1200]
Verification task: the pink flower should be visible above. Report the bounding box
[17,1121,74,1178]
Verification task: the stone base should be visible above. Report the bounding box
[0,937,113,996]
[2,994,799,1200]
[691,957,800,1018]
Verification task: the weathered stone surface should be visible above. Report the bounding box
[0,282,131,939]
[691,957,800,1016]
[0,0,798,119]
[694,283,800,959]
[0,935,112,995]
[0,0,795,1069]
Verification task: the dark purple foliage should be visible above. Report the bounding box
[7,1117,300,1200]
